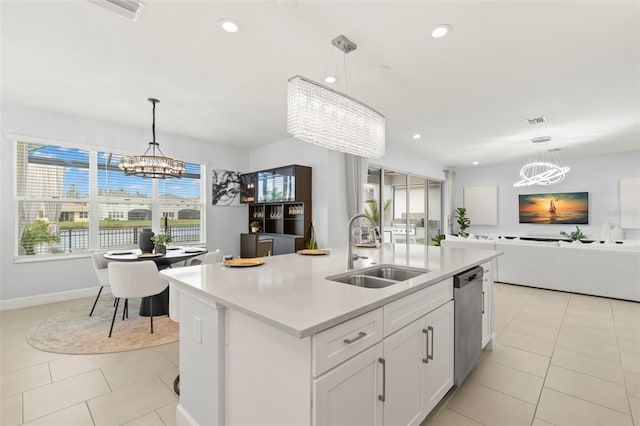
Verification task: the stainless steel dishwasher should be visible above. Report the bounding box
[454,266,484,386]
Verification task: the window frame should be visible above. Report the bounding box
[11,134,206,262]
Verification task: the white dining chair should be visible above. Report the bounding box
[107,261,169,338]
[89,252,111,317]
[188,249,221,266]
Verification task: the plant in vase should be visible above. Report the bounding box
[455,207,471,237]
[19,219,59,255]
[560,226,586,241]
[151,233,171,254]
[250,221,261,233]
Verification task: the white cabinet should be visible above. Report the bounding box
[383,318,425,426]
[313,342,384,426]
[381,300,454,425]
[421,301,454,415]
[316,300,455,426]
[481,261,493,349]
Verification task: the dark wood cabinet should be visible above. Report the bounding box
[240,234,274,258]
[241,165,312,256]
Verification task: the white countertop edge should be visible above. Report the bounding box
[162,249,501,339]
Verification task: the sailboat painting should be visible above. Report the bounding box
[519,192,588,224]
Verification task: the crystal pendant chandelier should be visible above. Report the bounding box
[287,35,385,159]
[119,98,185,179]
[513,137,569,187]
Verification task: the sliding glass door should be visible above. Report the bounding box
[366,166,442,246]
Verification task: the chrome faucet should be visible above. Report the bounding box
[347,213,377,270]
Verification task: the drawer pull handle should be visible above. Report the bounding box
[428,326,434,361]
[482,291,485,314]
[343,331,367,344]
[378,357,386,402]
[422,328,429,363]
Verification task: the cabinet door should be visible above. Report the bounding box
[421,300,454,416]
[313,342,383,426]
[383,318,425,426]
[481,262,492,348]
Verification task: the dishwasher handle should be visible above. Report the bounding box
[454,266,484,288]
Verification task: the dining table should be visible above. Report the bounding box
[104,246,208,316]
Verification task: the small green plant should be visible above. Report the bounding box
[250,221,260,228]
[560,226,586,241]
[431,234,445,246]
[364,198,392,226]
[456,207,471,237]
[20,219,59,255]
[305,222,318,249]
[151,233,172,246]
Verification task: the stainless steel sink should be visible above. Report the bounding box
[361,266,425,282]
[326,264,428,289]
[331,274,398,288]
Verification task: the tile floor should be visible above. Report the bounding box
[1,283,639,425]
[424,283,640,426]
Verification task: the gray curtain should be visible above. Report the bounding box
[443,169,456,235]
[345,154,368,219]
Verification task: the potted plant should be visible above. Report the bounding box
[151,233,172,254]
[431,234,445,246]
[455,207,471,237]
[250,221,261,233]
[560,226,586,241]
[20,219,59,255]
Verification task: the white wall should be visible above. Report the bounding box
[454,151,640,240]
[1,103,248,303]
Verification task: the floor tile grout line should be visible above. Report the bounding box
[541,385,634,417]
[530,287,570,424]
[548,357,626,386]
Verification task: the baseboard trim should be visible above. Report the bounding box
[0,287,112,311]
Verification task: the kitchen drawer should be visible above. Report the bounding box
[313,308,383,377]
[383,278,453,337]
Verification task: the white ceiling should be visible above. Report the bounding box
[2,0,639,168]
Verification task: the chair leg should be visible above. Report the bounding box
[150,297,154,334]
[109,298,121,338]
[89,286,104,317]
[122,298,128,321]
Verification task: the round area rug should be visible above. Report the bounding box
[26,296,179,354]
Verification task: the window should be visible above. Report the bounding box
[14,139,205,258]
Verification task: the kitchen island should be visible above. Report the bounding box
[161,244,499,426]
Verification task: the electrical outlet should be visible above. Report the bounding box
[193,316,202,344]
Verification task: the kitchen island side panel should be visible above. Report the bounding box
[227,308,312,426]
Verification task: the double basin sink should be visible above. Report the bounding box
[326,264,428,289]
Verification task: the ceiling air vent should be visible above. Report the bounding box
[526,116,547,125]
[86,0,144,21]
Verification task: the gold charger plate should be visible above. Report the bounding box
[355,243,379,248]
[297,249,330,255]
[223,258,265,267]
[137,253,164,258]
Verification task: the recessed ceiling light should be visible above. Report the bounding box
[472,161,479,165]
[219,19,240,33]
[432,24,452,38]
[412,133,421,139]
[324,76,337,84]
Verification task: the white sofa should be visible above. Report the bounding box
[442,236,640,301]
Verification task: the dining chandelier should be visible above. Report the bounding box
[513,138,569,187]
[287,35,385,159]
[119,98,185,179]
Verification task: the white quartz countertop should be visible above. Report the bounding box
[160,244,500,338]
